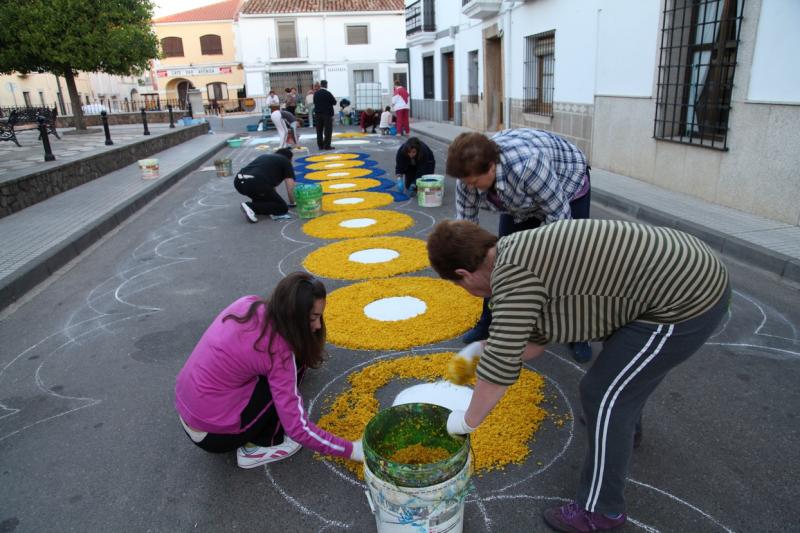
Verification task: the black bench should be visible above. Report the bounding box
[0,107,60,147]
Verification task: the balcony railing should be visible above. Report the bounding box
[406,0,435,36]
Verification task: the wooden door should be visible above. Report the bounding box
[446,54,454,120]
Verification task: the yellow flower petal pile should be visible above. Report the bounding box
[304,153,360,162]
[303,237,429,280]
[389,443,451,465]
[302,210,414,239]
[322,191,394,212]
[320,178,382,194]
[447,355,480,386]
[307,160,366,170]
[305,168,375,181]
[324,277,482,349]
[316,353,547,478]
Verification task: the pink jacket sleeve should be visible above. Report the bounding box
[266,346,353,459]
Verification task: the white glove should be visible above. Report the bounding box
[458,341,484,361]
[446,410,476,436]
[350,440,364,462]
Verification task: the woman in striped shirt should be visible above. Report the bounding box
[427,218,730,533]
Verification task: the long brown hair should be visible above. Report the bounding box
[223,272,328,368]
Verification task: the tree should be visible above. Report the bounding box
[0,0,160,130]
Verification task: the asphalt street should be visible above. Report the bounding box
[0,124,798,532]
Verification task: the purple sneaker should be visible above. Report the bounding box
[543,502,626,532]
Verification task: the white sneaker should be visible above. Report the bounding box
[236,437,302,469]
[241,202,257,223]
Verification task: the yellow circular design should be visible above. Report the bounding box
[322,191,393,212]
[302,209,414,239]
[303,237,428,280]
[317,353,548,477]
[325,277,482,349]
[333,132,369,138]
[305,153,360,162]
[320,178,382,194]
[305,168,374,181]
[307,160,366,170]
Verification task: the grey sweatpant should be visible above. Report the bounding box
[576,283,731,514]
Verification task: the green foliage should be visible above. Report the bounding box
[0,0,160,76]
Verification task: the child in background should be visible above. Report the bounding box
[379,106,393,135]
[175,272,364,469]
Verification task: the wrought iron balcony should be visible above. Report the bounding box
[406,0,436,36]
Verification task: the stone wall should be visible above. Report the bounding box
[508,99,594,161]
[55,110,190,128]
[0,123,209,218]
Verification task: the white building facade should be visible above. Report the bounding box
[406,0,800,225]
[238,0,408,110]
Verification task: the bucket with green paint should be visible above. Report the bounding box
[416,174,444,207]
[295,183,323,219]
[363,403,472,533]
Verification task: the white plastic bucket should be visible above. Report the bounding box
[364,453,472,533]
[416,175,444,207]
[138,159,159,179]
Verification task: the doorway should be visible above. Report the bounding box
[484,33,504,130]
[442,52,454,121]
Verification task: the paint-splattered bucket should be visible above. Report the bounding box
[138,159,159,179]
[364,449,472,533]
[295,183,323,219]
[416,175,444,207]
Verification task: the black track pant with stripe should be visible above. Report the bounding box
[576,283,730,514]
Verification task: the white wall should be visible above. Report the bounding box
[238,12,405,99]
[506,0,596,104]
[748,0,800,104]
[594,0,660,97]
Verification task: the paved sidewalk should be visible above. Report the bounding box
[411,120,800,284]
[0,124,186,181]
[0,131,236,309]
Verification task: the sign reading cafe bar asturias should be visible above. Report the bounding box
[156,66,233,77]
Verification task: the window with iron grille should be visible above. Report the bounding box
[467,50,479,104]
[161,37,184,58]
[346,25,369,45]
[200,34,223,55]
[523,31,555,115]
[423,55,434,99]
[277,20,298,58]
[654,0,744,150]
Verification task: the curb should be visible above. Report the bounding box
[413,129,800,286]
[0,136,231,310]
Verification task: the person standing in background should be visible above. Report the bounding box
[284,87,297,116]
[306,84,318,128]
[313,80,337,150]
[392,80,410,136]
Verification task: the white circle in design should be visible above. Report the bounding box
[363,296,427,321]
[348,248,399,264]
[329,182,356,190]
[339,218,377,228]
[333,197,365,205]
[329,172,349,177]
[327,163,346,168]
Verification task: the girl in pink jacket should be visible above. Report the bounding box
[175,272,363,469]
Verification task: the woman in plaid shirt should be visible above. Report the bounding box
[447,129,593,362]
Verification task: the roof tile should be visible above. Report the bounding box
[242,0,404,15]
[154,0,242,23]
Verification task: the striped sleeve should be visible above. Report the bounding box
[479,262,548,386]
